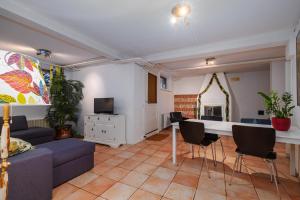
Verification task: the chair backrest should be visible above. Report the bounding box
[232,125,276,158]
[179,121,205,145]
[201,115,223,121]
[170,112,183,123]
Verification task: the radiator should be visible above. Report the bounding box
[27,119,50,128]
[161,113,171,130]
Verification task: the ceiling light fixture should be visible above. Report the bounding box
[36,49,52,58]
[170,1,192,26]
[206,57,216,65]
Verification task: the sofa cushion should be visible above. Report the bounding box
[11,127,55,141]
[8,137,34,157]
[0,115,28,131]
[37,138,95,167]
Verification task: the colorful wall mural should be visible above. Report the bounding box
[0,50,49,104]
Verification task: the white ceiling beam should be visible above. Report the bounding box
[146,29,291,63]
[0,1,121,59]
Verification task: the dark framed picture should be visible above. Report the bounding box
[297,30,300,106]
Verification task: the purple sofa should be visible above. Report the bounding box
[37,138,95,187]
[2,117,95,200]
[6,139,95,200]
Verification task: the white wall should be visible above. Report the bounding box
[172,70,270,122]
[270,61,286,95]
[158,72,174,130]
[227,70,270,121]
[71,63,145,144]
[173,76,205,94]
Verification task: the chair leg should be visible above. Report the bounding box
[201,146,210,178]
[229,154,240,185]
[265,159,274,182]
[203,147,211,178]
[270,160,280,194]
[192,145,194,159]
[211,143,217,167]
[214,143,217,166]
[199,148,205,175]
[273,160,280,184]
[219,139,226,162]
[239,155,243,173]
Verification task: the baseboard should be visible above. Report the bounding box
[144,129,159,138]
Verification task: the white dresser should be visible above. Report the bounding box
[84,114,126,148]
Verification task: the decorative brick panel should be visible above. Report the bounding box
[174,94,198,119]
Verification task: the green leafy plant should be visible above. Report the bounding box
[258,91,295,118]
[47,71,84,129]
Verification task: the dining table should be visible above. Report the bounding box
[172,119,300,176]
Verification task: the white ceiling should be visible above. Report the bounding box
[161,47,286,77]
[0,16,100,65]
[162,46,285,70]
[5,0,300,58]
[172,63,270,78]
[0,0,299,72]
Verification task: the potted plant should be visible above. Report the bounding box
[47,71,84,139]
[258,91,295,131]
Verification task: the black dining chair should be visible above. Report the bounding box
[179,120,213,178]
[201,115,226,166]
[170,112,188,123]
[230,125,279,193]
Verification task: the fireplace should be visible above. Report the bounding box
[204,105,222,117]
[197,73,232,121]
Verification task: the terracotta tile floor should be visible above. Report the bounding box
[53,128,300,200]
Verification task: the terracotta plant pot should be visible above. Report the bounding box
[271,117,291,131]
[56,125,72,139]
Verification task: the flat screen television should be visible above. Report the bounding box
[94,98,114,114]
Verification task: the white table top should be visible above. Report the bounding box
[172,119,300,144]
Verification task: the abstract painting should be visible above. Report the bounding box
[0,50,49,104]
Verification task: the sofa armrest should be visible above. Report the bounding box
[7,148,53,200]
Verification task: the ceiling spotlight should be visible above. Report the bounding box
[171,1,191,26]
[206,57,216,65]
[36,49,52,58]
[170,16,178,25]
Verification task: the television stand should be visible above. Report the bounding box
[83,114,126,148]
